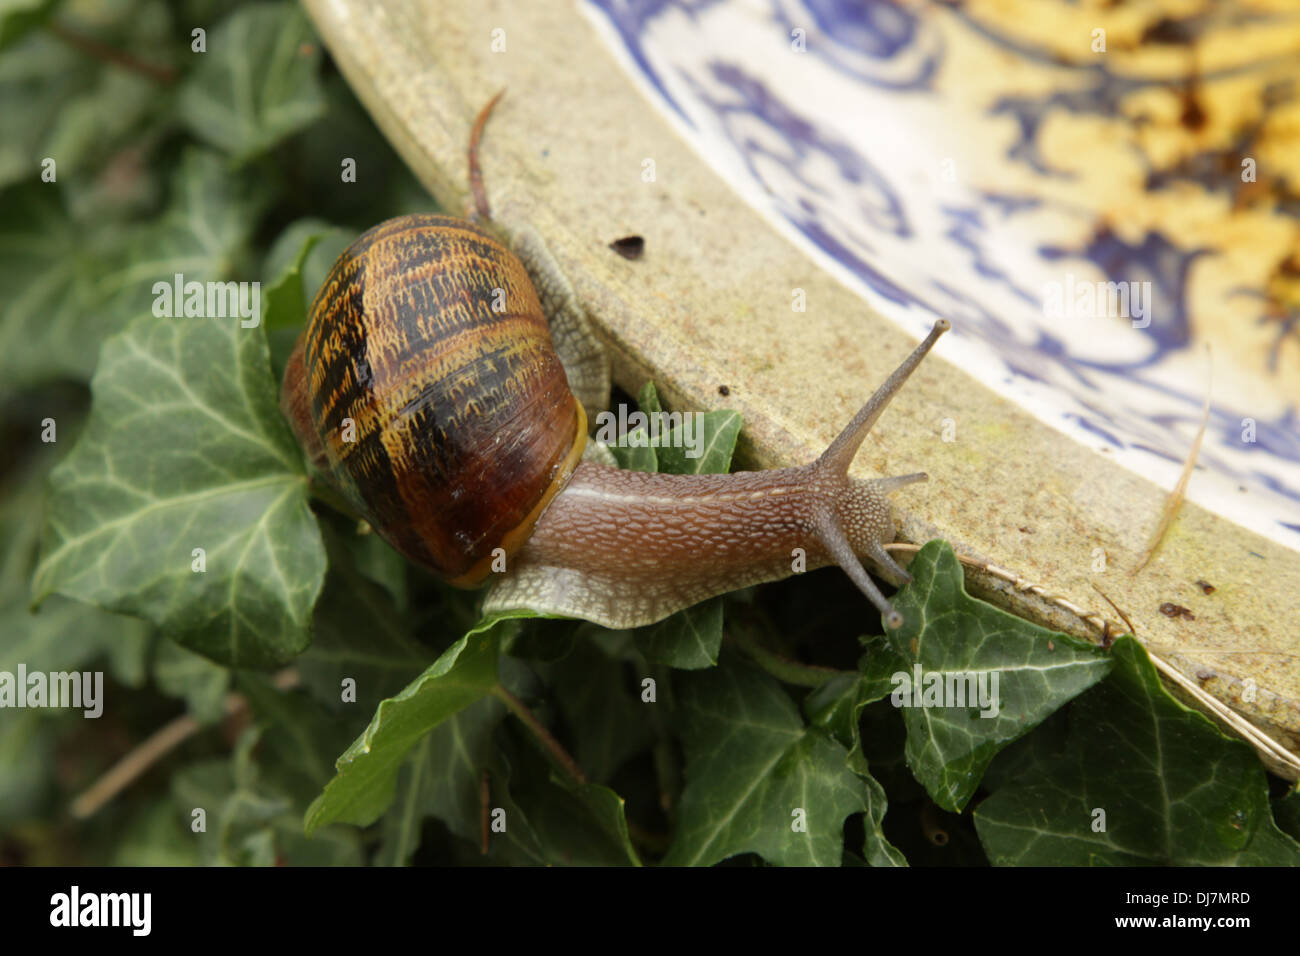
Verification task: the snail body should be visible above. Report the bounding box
[488,450,933,629]
[280,95,950,629]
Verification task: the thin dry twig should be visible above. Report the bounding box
[69,669,300,820]
[491,685,587,786]
[47,22,179,84]
[1133,347,1212,573]
[1091,582,1136,648]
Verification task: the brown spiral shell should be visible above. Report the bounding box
[280,213,587,586]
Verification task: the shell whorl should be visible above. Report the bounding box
[288,213,586,584]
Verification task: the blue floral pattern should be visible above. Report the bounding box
[584,0,1300,549]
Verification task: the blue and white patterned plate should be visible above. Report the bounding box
[583,0,1300,551]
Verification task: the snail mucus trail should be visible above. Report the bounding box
[280,93,950,631]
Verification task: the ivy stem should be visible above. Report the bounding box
[726,630,851,687]
[46,21,179,84]
[491,685,586,785]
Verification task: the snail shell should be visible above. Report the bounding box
[281,214,587,585]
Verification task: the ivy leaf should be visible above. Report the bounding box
[263,220,339,298]
[171,727,362,866]
[0,596,150,685]
[98,149,269,323]
[0,457,49,605]
[170,730,292,867]
[33,315,325,668]
[552,776,641,866]
[0,150,265,399]
[167,676,364,864]
[260,231,321,332]
[656,409,742,476]
[153,639,230,725]
[0,31,75,189]
[344,530,410,610]
[0,186,111,395]
[804,640,904,752]
[552,634,656,783]
[803,667,908,866]
[498,648,642,865]
[275,822,365,866]
[110,799,201,867]
[636,382,664,414]
[236,672,361,808]
[101,623,152,689]
[371,693,643,866]
[178,3,326,165]
[288,73,432,224]
[606,382,660,472]
[0,435,155,686]
[0,0,58,54]
[974,637,1300,865]
[375,697,506,866]
[260,219,353,332]
[373,738,437,866]
[368,647,644,866]
[634,598,723,670]
[1275,786,1300,845]
[885,540,1112,812]
[0,710,54,827]
[0,5,168,192]
[803,673,865,748]
[858,771,906,866]
[295,532,433,715]
[664,656,869,866]
[39,64,164,219]
[501,617,580,663]
[976,706,1071,795]
[261,221,356,384]
[304,621,503,835]
[492,732,640,866]
[606,382,742,479]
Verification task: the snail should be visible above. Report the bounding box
[279,95,949,630]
